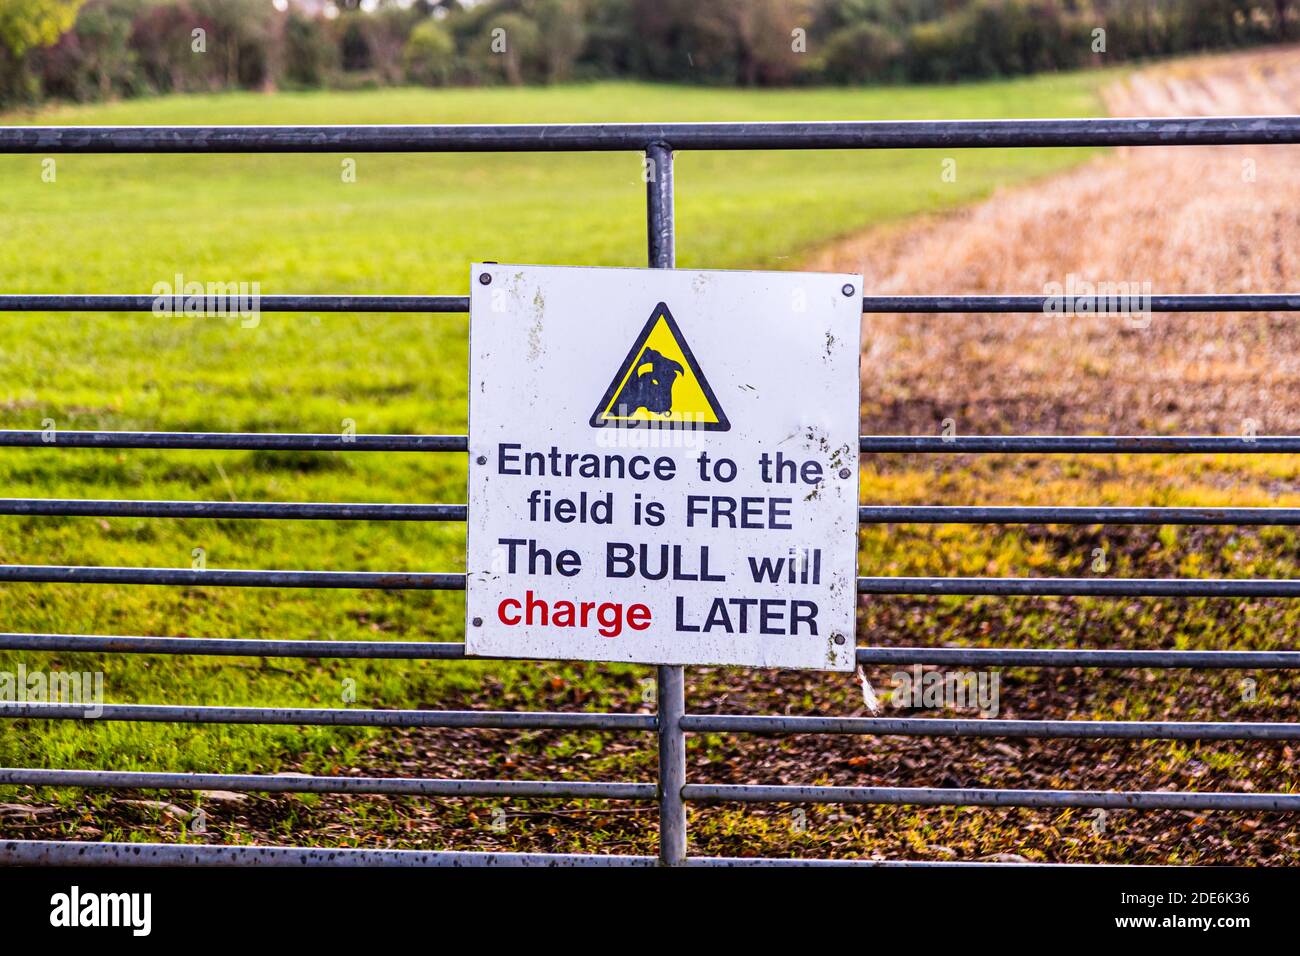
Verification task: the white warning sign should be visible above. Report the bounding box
[466,264,863,671]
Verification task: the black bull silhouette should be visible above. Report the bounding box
[613,347,684,417]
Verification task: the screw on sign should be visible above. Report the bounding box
[466,264,862,671]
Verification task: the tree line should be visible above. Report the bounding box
[1,0,1295,107]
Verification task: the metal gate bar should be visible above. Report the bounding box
[0,499,466,520]
[1,115,1297,151]
[0,430,466,450]
[2,767,1295,810]
[858,506,1300,524]
[0,769,654,800]
[859,435,1300,452]
[7,500,1300,525]
[0,703,656,730]
[3,566,1300,596]
[681,715,1300,740]
[4,430,1300,453]
[683,785,1300,811]
[2,293,1297,313]
[0,567,460,588]
[3,634,1297,668]
[2,117,1299,867]
[3,704,1294,740]
[0,840,1091,867]
[646,141,690,870]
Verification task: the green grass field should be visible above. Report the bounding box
[0,75,1124,843]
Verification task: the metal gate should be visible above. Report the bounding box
[1,117,1300,866]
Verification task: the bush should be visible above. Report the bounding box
[900,0,1090,83]
[191,0,277,90]
[0,0,88,105]
[534,0,586,83]
[477,13,542,85]
[901,18,966,82]
[283,12,335,89]
[130,1,218,93]
[38,0,142,102]
[404,19,454,86]
[821,21,901,83]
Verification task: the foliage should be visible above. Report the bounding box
[820,20,901,83]
[282,11,336,89]
[6,0,1299,107]
[39,0,141,102]
[403,19,454,87]
[0,0,86,59]
[0,0,88,103]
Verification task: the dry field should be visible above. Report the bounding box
[797,46,1300,863]
[813,46,1300,437]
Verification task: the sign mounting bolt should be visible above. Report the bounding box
[839,467,851,479]
[479,273,492,285]
[841,283,855,297]
[472,617,483,627]
[476,455,487,465]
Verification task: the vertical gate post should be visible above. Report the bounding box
[656,664,687,866]
[646,141,675,270]
[646,140,687,866]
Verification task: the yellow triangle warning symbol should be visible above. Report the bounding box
[590,302,729,432]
